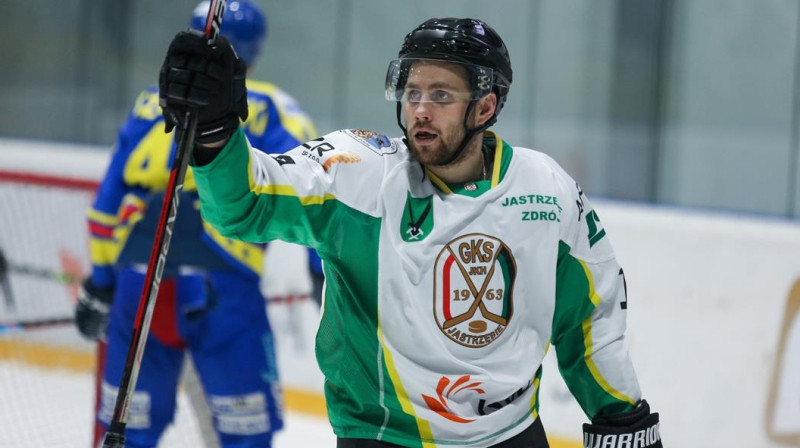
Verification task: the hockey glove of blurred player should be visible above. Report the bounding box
[158,30,248,145]
[583,400,662,447]
[75,278,114,340]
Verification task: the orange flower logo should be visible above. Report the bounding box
[322,152,361,172]
[421,375,484,423]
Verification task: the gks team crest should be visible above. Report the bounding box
[433,233,516,347]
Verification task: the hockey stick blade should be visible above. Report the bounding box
[101,2,227,447]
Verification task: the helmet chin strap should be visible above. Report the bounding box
[397,101,496,168]
[437,101,493,167]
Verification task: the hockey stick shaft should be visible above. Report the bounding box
[0,315,74,333]
[0,248,14,310]
[0,273,12,311]
[0,248,82,315]
[102,3,226,446]
[5,263,80,285]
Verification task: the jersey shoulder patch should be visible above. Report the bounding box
[292,134,363,173]
[343,129,398,155]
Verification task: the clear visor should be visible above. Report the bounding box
[384,58,494,103]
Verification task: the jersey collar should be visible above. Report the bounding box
[426,130,512,197]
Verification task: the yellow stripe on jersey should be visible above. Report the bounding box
[251,183,298,197]
[528,376,541,421]
[246,154,336,205]
[528,340,550,419]
[88,239,118,267]
[202,222,264,274]
[117,194,147,220]
[425,169,453,194]
[488,130,503,188]
[87,209,118,226]
[299,194,336,206]
[105,194,148,265]
[185,167,197,192]
[249,182,336,206]
[578,260,602,308]
[88,192,147,267]
[377,315,436,447]
[579,260,636,406]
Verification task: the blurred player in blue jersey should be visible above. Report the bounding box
[74,2,317,447]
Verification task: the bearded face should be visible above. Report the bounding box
[401,60,476,167]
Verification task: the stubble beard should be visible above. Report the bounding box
[407,125,466,167]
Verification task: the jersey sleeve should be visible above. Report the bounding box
[87,88,163,288]
[191,128,388,255]
[549,162,642,419]
[240,81,324,275]
[87,139,128,288]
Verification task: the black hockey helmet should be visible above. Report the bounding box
[393,17,512,122]
[386,18,513,166]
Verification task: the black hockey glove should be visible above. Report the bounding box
[583,400,662,447]
[74,278,114,340]
[158,29,248,144]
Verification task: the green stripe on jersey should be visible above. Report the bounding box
[552,241,634,418]
[312,200,422,442]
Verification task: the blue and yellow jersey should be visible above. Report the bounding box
[88,80,316,288]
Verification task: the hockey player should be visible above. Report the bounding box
[74,2,317,447]
[159,17,663,448]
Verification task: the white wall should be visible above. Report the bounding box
[2,138,799,447]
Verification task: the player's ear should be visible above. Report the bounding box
[475,93,497,127]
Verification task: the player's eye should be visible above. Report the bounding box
[405,89,422,102]
[432,90,452,102]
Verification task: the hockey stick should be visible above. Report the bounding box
[0,248,83,314]
[4,262,81,285]
[0,315,74,334]
[102,2,226,446]
[0,249,14,311]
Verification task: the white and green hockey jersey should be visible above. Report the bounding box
[191,128,643,447]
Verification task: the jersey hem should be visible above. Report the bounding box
[331,412,535,447]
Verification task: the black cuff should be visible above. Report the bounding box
[81,278,114,304]
[192,144,223,167]
[195,114,239,144]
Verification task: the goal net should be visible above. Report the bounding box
[0,142,216,448]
